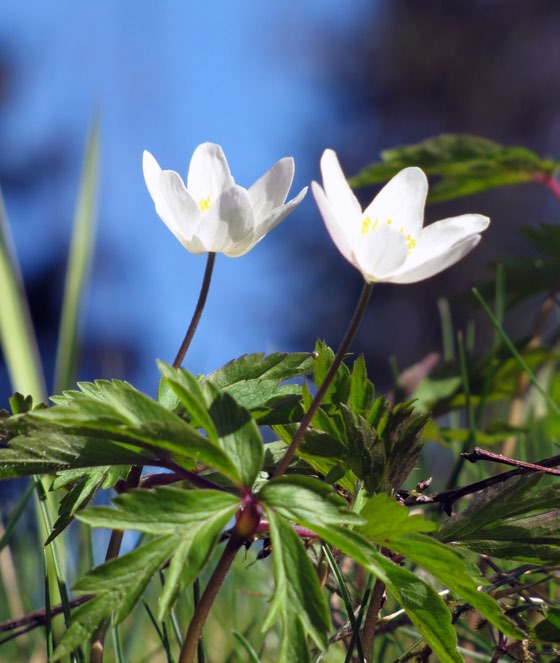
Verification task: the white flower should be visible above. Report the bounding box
[143,143,307,257]
[312,149,490,284]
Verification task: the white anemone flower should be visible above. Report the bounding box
[312,149,490,284]
[143,143,307,257]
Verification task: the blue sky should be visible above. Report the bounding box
[1,1,371,396]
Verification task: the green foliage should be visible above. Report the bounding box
[262,509,330,663]
[3,131,560,662]
[349,133,558,202]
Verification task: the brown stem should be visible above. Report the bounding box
[428,453,560,514]
[90,465,142,663]
[362,578,385,662]
[173,252,216,369]
[273,281,373,478]
[462,447,560,475]
[178,535,242,663]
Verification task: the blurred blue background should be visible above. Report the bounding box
[1,0,559,403]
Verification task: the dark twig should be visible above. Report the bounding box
[428,453,560,514]
[462,447,560,475]
[0,595,92,639]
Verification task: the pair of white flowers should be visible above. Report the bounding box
[143,143,489,284]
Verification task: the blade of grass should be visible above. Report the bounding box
[322,543,366,663]
[472,287,560,417]
[0,185,75,659]
[0,480,34,554]
[0,190,46,402]
[53,117,100,394]
[231,630,262,663]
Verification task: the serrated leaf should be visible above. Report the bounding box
[388,533,524,639]
[349,354,375,412]
[205,386,264,487]
[52,535,177,660]
[259,475,364,529]
[0,428,152,479]
[358,493,437,540]
[311,524,464,663]
[262,509,330,662]
[158,361,219,442]
[158,364,265,487]
[46,468,108,544]
[349,134,557,203]
[78,487,239,534]
[0,379,245,481]
[312,340,351,405]
[203,352,312,420]
[78,486,240,621]
[437,474,543,542]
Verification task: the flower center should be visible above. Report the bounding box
[199,196,211,212]
[361,216,416,252]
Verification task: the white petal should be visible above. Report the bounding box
[312,181,356,265]
[245,186,308,253]
[385,234,482,284]
[385,213,490,282]
[156,169,201,239]
[354,225,408,282]
[187,142,235,204]
[141,155,202,254]
[320,149,362,235]
[248,157,294,220]
[142,150,163,204]
[194,185,255,256]
[363,167,428,238]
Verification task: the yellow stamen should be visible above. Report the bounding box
[361,217,371,235]
[199,196,211,212]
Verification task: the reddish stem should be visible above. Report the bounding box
[534,172,560,203]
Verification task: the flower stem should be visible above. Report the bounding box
[362,578,385,662]
[178,535,242,663]
[173,252,216,369]
[273,280,373,478]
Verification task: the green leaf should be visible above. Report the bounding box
[312,524,464,663]
[54,118,100,393]
[52,535,178,660]
[78,487,240,620]
[262,509,330,662]
[312,340,351,405]
[205,385,264,487]
[349,134,557,203]
[358,492,437,539]
[0,427,152,479]
[0,190,46,402]
[78,486,239,534]
[0,379,245,481]
[158,361,219,442]
[437,474,543,542]
[259,475,364,529]
[8,392,35,415]
[204,351,313,423]
[392,534,523,639]
[159,363,265,487]
[46,467,110,544]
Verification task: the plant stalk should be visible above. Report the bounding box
[273,280,373,478]
[362,578,385,662]
[178,535,242,663]
[173,252,216,368]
